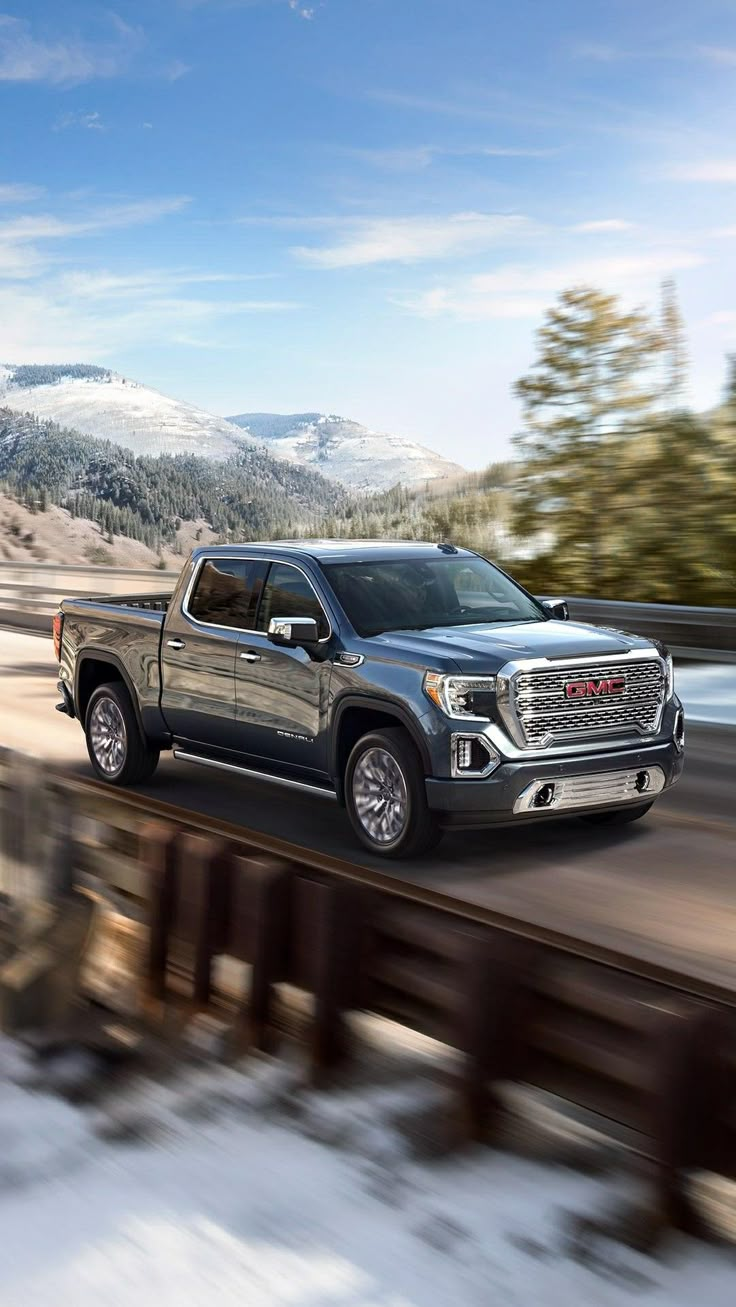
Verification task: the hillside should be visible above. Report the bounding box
[0,364,253,461]
[228,412,466,492]
[336,463,514,558]
[0,492,205,568]
[0,407,351,555]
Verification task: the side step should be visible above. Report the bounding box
[172,749,338,799]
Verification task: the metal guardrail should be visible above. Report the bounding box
[562,596,736,662]
[0,744,734,1240]
[0,563,178,633]
[0,562,734,659]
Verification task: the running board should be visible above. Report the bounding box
[172,749,338,799]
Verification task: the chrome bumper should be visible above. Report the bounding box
[512,765,666,815]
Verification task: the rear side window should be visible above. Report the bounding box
[257,561,329,638]
[187,559,259,629]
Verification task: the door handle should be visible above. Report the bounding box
[167,639,186,650]
[239,650,261,663]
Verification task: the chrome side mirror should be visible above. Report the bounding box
[268,615,320,646]
[541,598,570,621]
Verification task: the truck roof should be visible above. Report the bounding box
[192,539,477,565]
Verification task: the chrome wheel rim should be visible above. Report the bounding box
[352,747,409,845]
[89,696,127,776]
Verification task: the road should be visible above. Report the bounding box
[1,626,734,991]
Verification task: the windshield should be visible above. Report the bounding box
[323,556,546,638]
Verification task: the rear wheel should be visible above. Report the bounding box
[580,801,653,826]
[345,726,440,859]
[85,682,159,786]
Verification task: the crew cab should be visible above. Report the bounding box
[53,541,685,858]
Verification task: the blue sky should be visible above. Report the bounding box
[1,0,736,467]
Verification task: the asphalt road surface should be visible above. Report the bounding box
[1,626,734,990]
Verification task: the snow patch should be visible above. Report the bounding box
[1,371,255,462]
[230,413,466,492]
[0,1040,733,1305]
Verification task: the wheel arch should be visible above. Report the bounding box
[76,651,144,735]
[330,695,432,803]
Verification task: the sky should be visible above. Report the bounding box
[1,0,736,468]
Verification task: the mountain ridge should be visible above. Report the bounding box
[0,363,465,494]
[0,364,254,462]
[227,410,466,492]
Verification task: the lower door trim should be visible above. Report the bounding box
[172,749,338,799]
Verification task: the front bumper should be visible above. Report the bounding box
[425,732,684,828]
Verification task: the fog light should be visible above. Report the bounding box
[533,783,556,808]
[674,707,685,754]
[451,734,501,777]
[635,770,651,793]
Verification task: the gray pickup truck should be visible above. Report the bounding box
[54,540,685,858]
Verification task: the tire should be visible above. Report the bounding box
[85,682,160,786]
[345,726,440,859]
[580,801,653,827]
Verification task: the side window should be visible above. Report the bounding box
[187,559,257,629]
[257,562,329,638]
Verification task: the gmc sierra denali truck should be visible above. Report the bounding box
[53,540,685,858]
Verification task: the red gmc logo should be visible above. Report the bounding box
[565,676,626,699]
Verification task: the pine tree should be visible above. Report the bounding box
[660,278,688,410]
[512,286,664,592]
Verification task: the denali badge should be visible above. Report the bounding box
[565,676,626,699]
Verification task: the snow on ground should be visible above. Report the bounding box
[229,413,466,492]
[675,663,736,726]
[0,374,253,462]
[0,1036,733,1306]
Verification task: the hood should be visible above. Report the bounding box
[364,620,654,674]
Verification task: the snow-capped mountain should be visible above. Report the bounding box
[227,412,466,492]
[0,364,465,492]
[0,364,253,461]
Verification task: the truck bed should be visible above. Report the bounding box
[70,592,172,613]
[58,593,173,736]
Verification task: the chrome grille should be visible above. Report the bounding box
[513,658,665,748]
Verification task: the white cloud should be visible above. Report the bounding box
[571,219,635,233]
[0,182,44,204]
[60,268,278,298]
[0,273,298,362]
[369,88,502,121]
[0,196,190,282]
[53,110,107,133]
[712,225,736,237]
[665,159,736,182]
[0,12,142,85]
[572,41,623,62]
[397,251,706,321]
[347,143,557,171]
[0,187,297,360]
[697,45,736,66]
[291,212,533,268]
[164,58,191,81]
[0,197,190,245]
[289,1,315,16]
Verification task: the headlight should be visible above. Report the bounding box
[424,672,497,720]
[664,652,674,701]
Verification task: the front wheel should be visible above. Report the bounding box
[85,682,159,786]
[580,801,653,827]
[345,726,440,859]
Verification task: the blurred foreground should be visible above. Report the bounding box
[1,1028,735,1306]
